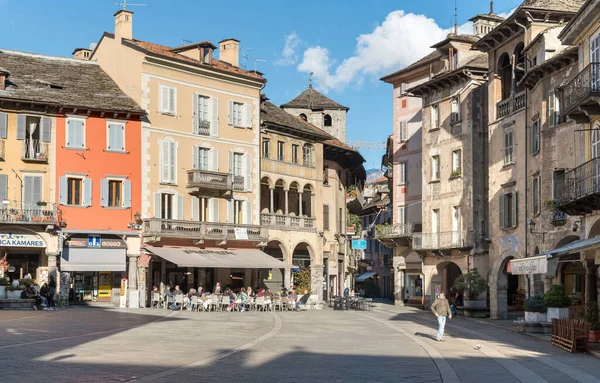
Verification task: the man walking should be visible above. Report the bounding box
[431,292,452,341]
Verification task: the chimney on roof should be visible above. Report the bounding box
[219,39,240,67]
[72,48,92,60]
[114,9,133,41]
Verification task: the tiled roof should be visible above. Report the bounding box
[281,86,348,110]
[0,49,144,114]
[380,50,443,82]
[119,36,265,82]
[469,13,505,22]
[431,34,479,48]
[260,101,330,139]
[521,0,585,12]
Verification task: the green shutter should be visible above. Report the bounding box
[499,194,505,229]
[512,192,519,228]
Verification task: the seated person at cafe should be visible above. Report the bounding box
[296,290,311,310]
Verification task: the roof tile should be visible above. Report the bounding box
[281,86,348,110]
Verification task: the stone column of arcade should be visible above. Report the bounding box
[310,264,324,302]
[127,236,141,308]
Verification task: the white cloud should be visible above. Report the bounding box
[276,33,301,66]
[297,7,516,93]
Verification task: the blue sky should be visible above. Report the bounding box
[0,0,521,169]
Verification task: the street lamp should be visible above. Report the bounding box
[528,219,546,241]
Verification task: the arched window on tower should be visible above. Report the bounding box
[498,53,512,101]
[324,114,332,127]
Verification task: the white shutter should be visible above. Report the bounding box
[169,87,176,114]
[209,198,219,222]
[244,153,252,191]
[228,100,234,126]
[177,194,184,220]
[123,180,132,208]
[83,178,92,207]
[210,149,219,172]
[100,179,109,207]
[169,141,177,184]
[59,176,68,205]
[227,200,234,223]
[244,201,252,224]
[193,94,199,134]
[160,86,169,113]
[191,196,199,221]
[0,112,7,139]
[154,192,162,218]
[210,97,219,137]
[244,103,253,128]
[161,140,169,183]
[0,174,7,201]
[23,176,34,206]
[42,117,51,143]
[192,146,198,170]
[228,150,234,174]
[16,115,25,140]
[67,120,74,147]
[33,176,42,206]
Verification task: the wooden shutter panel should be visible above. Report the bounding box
[512,192,518,228]
[123,180,132,208]
[192,146,198,170]
[244,201,252,224]
[193,94,199,135]
[499,194,505,229]
[42,117,51,143]
[209,198,219,222]
[160,86,168,113]
[170,141,177,184]
[33,176,42,205]
[323,205,329,230]
[210,97,219,137]
[191,196,199,221]
[0,174,7,201]
[59,177,68,205]
[0,112,7,139]
[76,120,85,148]
[548,91,555,126]
[161,140,169,183]
[83,178,92,207]
[244,103,253,128]
[177,194,184,220]
[244,153,252,191]
[154,192,162,218]
[228,100,234,125]
[228,150,234,174]
[17,114,26,140]
[169,88,176,114]
[227,200,234,223]
[100,179,109,207]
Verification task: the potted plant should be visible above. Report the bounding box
[453,268,487,309]
[5,284,25,299]
[36,201,47,206]
[544,284,571,321]
[524,295,547,322]
[585,302,600,342]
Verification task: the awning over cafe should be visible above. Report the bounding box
[540,237,600,259]
[60,248,126,272]
[509,255,548,275]
[145,246,293,269]
[355,271,377,282]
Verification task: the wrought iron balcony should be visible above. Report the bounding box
[260,213,316,231]
[186,170,245,196]
[555,157,600,215]
[496,91,526,119]
[375,223,417,239]
[412,231,473,251]
[0,201,58,225]
[195,119,210,136]
[563,63,600,121]
[142,218,268,241]
[22,139,48,162]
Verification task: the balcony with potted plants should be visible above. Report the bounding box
[0,201,58,225]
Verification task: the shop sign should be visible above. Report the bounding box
[0,233,45,248]
[66,236,126,249]
[88,235,101,248]
[509,256,548,275]
[234,228,248,240]
[119,278,128,308]
[352,239,367,250]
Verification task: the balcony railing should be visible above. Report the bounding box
[261,158,316,179]
[563,63,600,113]
[143,218,268,241]
[496,90,526,119]
[375,223,418,239]
[233,176,245,191]
[22,139,48,162]
[260,213,316,231]
[555,157,600,215]
[0,202,58,224]
[195,120,210,136]
[187,169,232,192]
[412,231,473,250]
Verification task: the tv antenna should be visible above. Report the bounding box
[453,0,458,34]
[241,47,251,70]
[114,0,146,10]
[182,38,193,45]
[253,58,267,72]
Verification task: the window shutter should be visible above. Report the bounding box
[512,192,518,228]
[17,115,25,140]
[108,124,114,150]
[83,178,92,207]
[209,198,219,222]
[154,192,162,218]
[59,177,67,205]
[244,153,252,191]
[160,86,168,113]
[23,176,33,206]
[193,94,199,135]
[210,97,219,137]
[323,205,329,230]
[548,91,555,127]
[228,100,234,125]
[42,117,51,143]
[33,176,42,205]
[75,120,85,148]
[169,88,176,114]
[169,141,177,184]
[0,112,7,139]
[161,140,169,183]
[227,200,234,223]
[244,201,252,224]
[210,149,219,172]
[191,196,199,221]
[0,174,6,202]
[499,194,505,229]
[400,121,407,141]
[123,180,132,208]
[176,194,184,220]
[100,178,109,207]
[244,103,253,128]
[192,146,198,170]
[228,150,234,174]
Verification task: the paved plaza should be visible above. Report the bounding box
[2,304,600,382]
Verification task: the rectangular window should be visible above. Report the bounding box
[452,150,461,175]
[553,170,565,201]
[398,206,406,225]
[451,97,460,123]
[232,102,244,127]
[323,165,329,185]
[107,122,125,152]
[531,119,540,154]
[532,176,540,215]
[24,175,43,208]
[399,121,408,142]
[431,103,439,129]
[108,180,122,208]
[303,144,314,167]
[66,118,86,148]
[262,138,270,158]
[195,95,210,136]
[160,85,177,115]
[67,177,82,206]
[292,144,299,164]
[323,205,330,231]
[398,162,407,184]
[161,139,177,184]
[277,141,285,161]
[195,147,209,171]
[504,129,514,164]
[499,192,518,229]
[548,90,561,127]
[233,152,243,177]
[431,155,440,181]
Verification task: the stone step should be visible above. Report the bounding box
[0,299,37,310]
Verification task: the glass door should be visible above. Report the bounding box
[591,32,600,90]
[592,127,600,194]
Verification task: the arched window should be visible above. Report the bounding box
[324,114,332,127]
[299,113,307,121]
[302,144,314,167]
[514,42,525,93]
[498,53,511,100]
